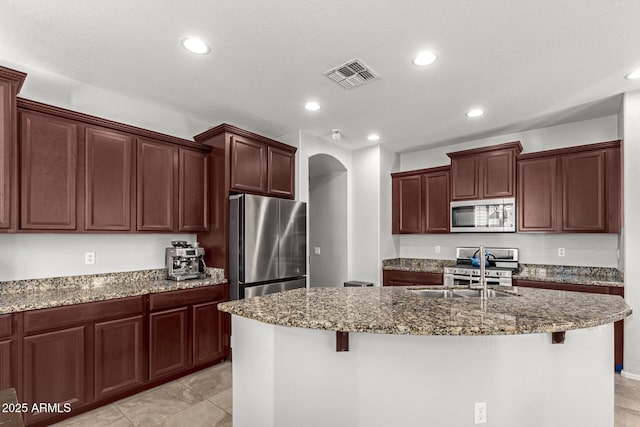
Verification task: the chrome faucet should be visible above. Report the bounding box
[479,244,488,300]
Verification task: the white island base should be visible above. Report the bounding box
[231,315,614,427]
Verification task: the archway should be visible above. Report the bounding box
[308,154,348,287]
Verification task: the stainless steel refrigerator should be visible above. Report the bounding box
[229,194,307,299]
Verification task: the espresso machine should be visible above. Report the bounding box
[165,241,206,281]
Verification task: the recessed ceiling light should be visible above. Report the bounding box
[466,109,485,118]
[181,37,210,54]
[368,134,380,141]
[305,102,320,111]
[413,51,438,66]
[625,69,640,80]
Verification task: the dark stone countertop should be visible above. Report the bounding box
[219,286,631,336]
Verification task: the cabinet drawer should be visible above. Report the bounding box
[0,315,11,339]
[513,280,610,294]
[149,285,225,312]
[24,296,144,335]
[382,270,443,286]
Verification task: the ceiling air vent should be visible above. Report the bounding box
[324,58,379,90]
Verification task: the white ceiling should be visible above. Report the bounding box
[1,0,639,153]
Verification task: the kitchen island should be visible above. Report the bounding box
[219,286,631,427]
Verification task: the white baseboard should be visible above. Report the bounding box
[621,370,640,381]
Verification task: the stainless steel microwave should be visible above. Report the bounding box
[450,198,516,232]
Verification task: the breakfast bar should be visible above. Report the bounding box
[220,286,631,427]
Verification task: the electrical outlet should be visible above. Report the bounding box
[314,247,321,255]
[435,245,441,254]
[558,248,566,257]
[474,402,487,424]
[85,252,96,265]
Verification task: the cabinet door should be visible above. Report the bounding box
[450,156,479,200]
[179,149,209,231]
[192,302,224,366]
[149,307,189,380]
[561,150,606,231]
[392,175,422,233]
[0,340,11,390]
[423,171,449,233]
[267,146,295,198]
[483,150,515,198]
[137,138,177,231]
[23,327,87,424]
[20,111,78,230]
[0,81,13,230]
[94,315,144,400]
[85,127,133,231]
[518,157,558,231]
[230,136,267,194]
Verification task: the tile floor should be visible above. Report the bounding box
[52,362,232,427]
[52,362,640,427]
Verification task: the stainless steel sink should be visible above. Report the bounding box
[410,289,463,298]
[410,288,514,299]
[451,289,513,298]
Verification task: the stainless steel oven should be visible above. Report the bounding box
[444,269,513,287]
[443,247,518,287]
[450,198,516,232]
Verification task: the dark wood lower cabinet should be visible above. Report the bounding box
[193,302,224,366]
[0,340,12,390]
[514,279,624,370]
[23,326,88,424]
[382,270,443,286]
[94,315,145,399]
[149,308,189,380]
[13,287,227,426]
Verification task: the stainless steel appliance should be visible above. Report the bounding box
[165,241,206,281]
[443,247,519,287]
[229,194,307,299]
[450,197,516,232]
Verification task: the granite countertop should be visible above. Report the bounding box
[514,264,623,287]
[382,258,624,287]
[219,286,631,336]
[382,258,455,273]
[0,268,226,315]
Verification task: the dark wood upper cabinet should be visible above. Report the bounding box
[0,67,26,232]
[483,149,515,198]
[179,148,209,231]
[517,141,621,233]
[561,150,606,232]
[194,123,297,276]
[392,174,422,233]
[20,111,79,230]
[423,170,450,233]
[448,142,522,201]
[518,156,558,232]
[0,81,11,230]
[450,155,479,200]
[392,166,450,234]
[230,135,267,194]
[137,138,177,231]
[267,146,295,198]
[85,127,134,231]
